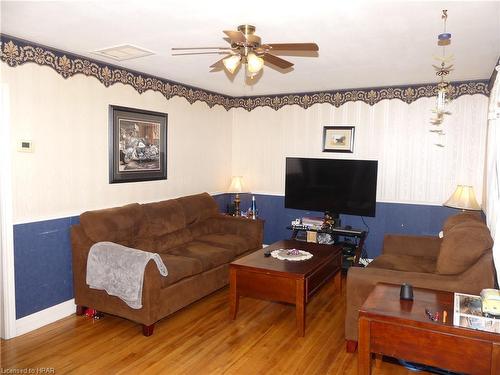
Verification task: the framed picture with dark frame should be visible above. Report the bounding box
[322,126,355,153]
[109,105,167,183]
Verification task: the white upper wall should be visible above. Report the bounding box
[231,95,489,205]
[1,61,490,224]
[2,64,233,224]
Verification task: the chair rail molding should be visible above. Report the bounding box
[0,34,490,112]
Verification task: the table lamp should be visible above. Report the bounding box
[443,185,481,211]
[228,176,243,216]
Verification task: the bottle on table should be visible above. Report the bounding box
[251,196,257,219]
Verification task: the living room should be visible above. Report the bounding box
[1,1,499,374]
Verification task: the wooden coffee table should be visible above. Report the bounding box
[229,239,342,336]
[358,283,500,375]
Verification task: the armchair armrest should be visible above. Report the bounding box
[382,234,442,258]
[345,266,460,341]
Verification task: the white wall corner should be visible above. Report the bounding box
[15,299,76,338]
[0,82,16,339]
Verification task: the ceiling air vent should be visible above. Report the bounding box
[92,44,154,61]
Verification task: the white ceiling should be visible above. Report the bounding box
[1,1,499,97]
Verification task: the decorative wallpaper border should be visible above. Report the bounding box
[230,81,489,111]
[1,34,490,112]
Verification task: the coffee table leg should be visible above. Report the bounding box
[229,267,239,320]
[296,279,306,337]
[358,317,371,375]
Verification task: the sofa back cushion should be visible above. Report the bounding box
[442,212,483,234]
[139,199,186,238]
[176,192,218,225]
[155,228,194,252]
[436,221,493,275]
[80,203,143,244]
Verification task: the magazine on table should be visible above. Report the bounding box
[453,292,500,333]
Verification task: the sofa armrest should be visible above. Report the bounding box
[212,215,264,245]
[141,259,162,323]
[71,225,94,304]
[382,234,442,258]
[72,224,161,322]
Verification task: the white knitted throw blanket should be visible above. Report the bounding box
[86,241,168,309]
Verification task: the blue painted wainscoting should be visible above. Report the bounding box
[218,193,459,258]
[13,216,79,319]
[13,193,458,319]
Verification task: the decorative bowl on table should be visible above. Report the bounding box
[271,248,313,261]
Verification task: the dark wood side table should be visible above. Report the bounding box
[229,240,342,336]
[358,283,500,375]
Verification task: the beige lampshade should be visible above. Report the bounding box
[227,176,244,193]
[443,185,481,211]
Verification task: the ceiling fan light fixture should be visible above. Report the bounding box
[246,52,264,73]
[172,24,318,83]
[245,67,258,80]
[223,54,241,74]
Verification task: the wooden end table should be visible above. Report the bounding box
[358,283,500,375]
[229,240,342,337]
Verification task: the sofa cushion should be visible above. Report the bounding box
[155,228,194,252]
[189,219,218,238]
[158,254,203,288]
[133,237,156,252]
[166,241,235,272]
[442,212,483,234]
[176,193,218,225]
[368,254,436,273]
[436,222,493,275]
[195,233,254,256]
[80,203,143,244]
[139,199,187,238]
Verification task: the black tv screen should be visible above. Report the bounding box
[285,157,378,217]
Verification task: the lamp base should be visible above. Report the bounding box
[234,194,241,217]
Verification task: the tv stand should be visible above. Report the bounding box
[287,225,367,268]
[323,211,340,228]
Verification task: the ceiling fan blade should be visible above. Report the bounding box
[172,51,230,56]
[262,53,294,69]
[263,43,319,51]
[223,30,246,43]
[172,47,231,50]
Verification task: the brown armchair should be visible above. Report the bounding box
[345,212,495,350]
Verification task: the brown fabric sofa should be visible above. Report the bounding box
[72,192,263,336]
[345,212,495,349]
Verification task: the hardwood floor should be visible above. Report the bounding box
[1,279,431,374]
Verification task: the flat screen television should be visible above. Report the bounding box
[285,157,378,217]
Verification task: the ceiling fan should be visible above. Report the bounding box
[172,24,319,79]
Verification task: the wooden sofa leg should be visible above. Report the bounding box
[142,324,155,337]
[346,340,358,353]
[76,305,87,316]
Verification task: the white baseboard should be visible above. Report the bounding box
[15,299,76,337]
